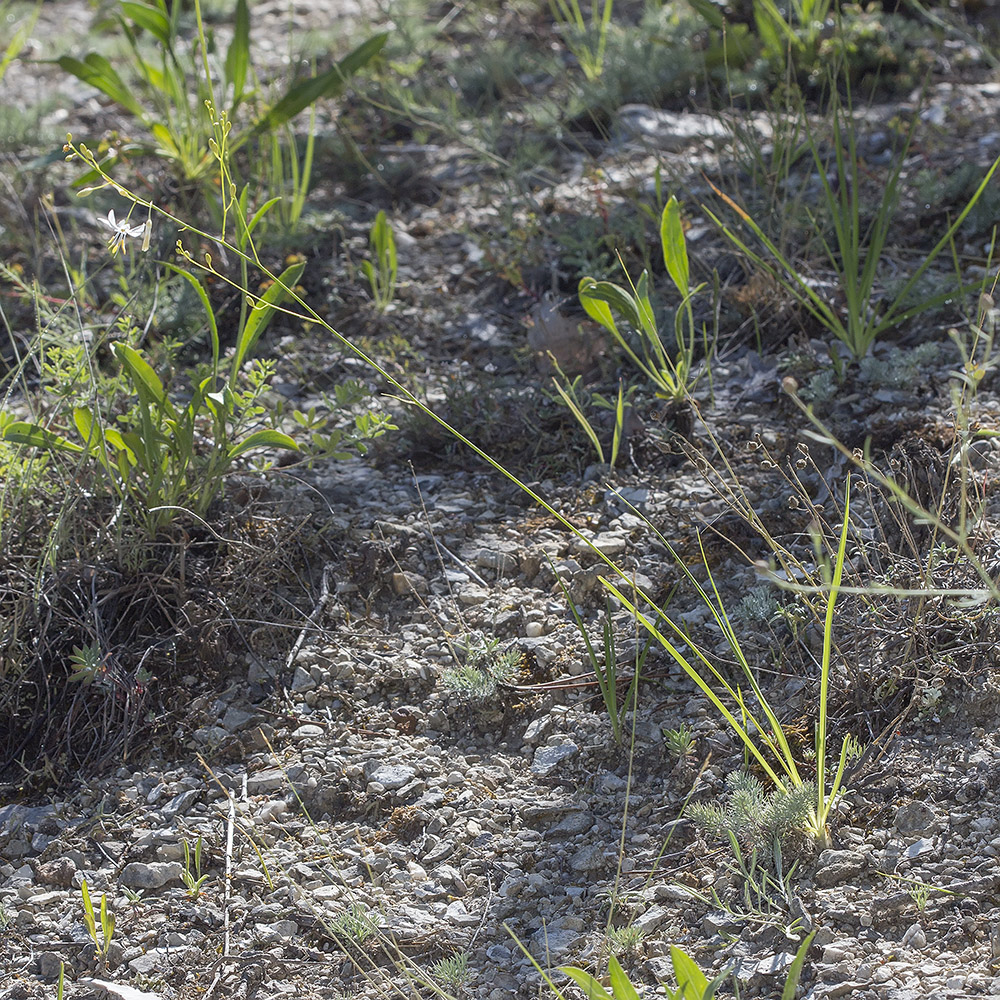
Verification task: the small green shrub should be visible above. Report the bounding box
[442,634,521,700]
[689,771,816,858]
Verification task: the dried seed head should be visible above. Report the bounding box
[782,376,799,395]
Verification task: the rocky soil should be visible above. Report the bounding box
[6,2,1000,999]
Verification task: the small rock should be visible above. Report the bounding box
[531,742,579,777]
[256,919,298,943]
[246,768,285,793]
[290,665,316,693]
[369,765,416,791]
[569,844,605,872]
[38,952,66,980]
[902,923,927,950]
[392,571,429,596]
[221,706,257,732]
[161,788,199,819]
[895,800,936,836]
[815,849,866,886]
[444,900,479,926]
[35,858,76,887]
[119,861,183,889]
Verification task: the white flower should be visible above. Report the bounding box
[102,209,146,257]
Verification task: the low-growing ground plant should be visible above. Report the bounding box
[689,771,815,861]
[577,196,705,403]
[442,633,521,701]
[430,950,472,990]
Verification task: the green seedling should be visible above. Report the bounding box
[562,948,728,1000]
[554,575,649,746]
[662,723,695,759]
[56,0,386,189]
[360,210,398,312]
[579,197,705,401]
[81,878,115,966]
[707,88,1000,361]
[549,361,636,470]
[182,835,210,899]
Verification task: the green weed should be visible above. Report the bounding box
[360,210,398,312]
[578,196,706,401]
[56,0,386,198]
[708,88,1000,361]
[81,878,116,966]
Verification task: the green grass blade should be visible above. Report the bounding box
[225,0,250,99]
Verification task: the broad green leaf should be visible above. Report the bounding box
[580,279,642,331]
[672,946,710,999]
[120,1,172,45]
[55,55,146,119]
[227,429,299,459]
[225,0,250,99]
[256,32,387,133]
[232,260,305,376]
[2,421,83,453]
[102,428,137,466]
[661,197,690,296]
[579,277,618,334]
[687,0,725,28]
[112,343,174,416]
[559,966,615,1000]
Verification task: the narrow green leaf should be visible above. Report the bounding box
[164,265,220,373]
[687,0,725,28]
[256,32,387,133]
[227,429,299,459]
[661,196,690,296]
[54,54,146,119]
[232,260,305,376]
[608,955,642,1000]
[672,946,710,999]
[113,343,176,421]
[781,931,816,1000]
[2,421,84,453]
[120,1,172,45]
[225,0,250,98]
